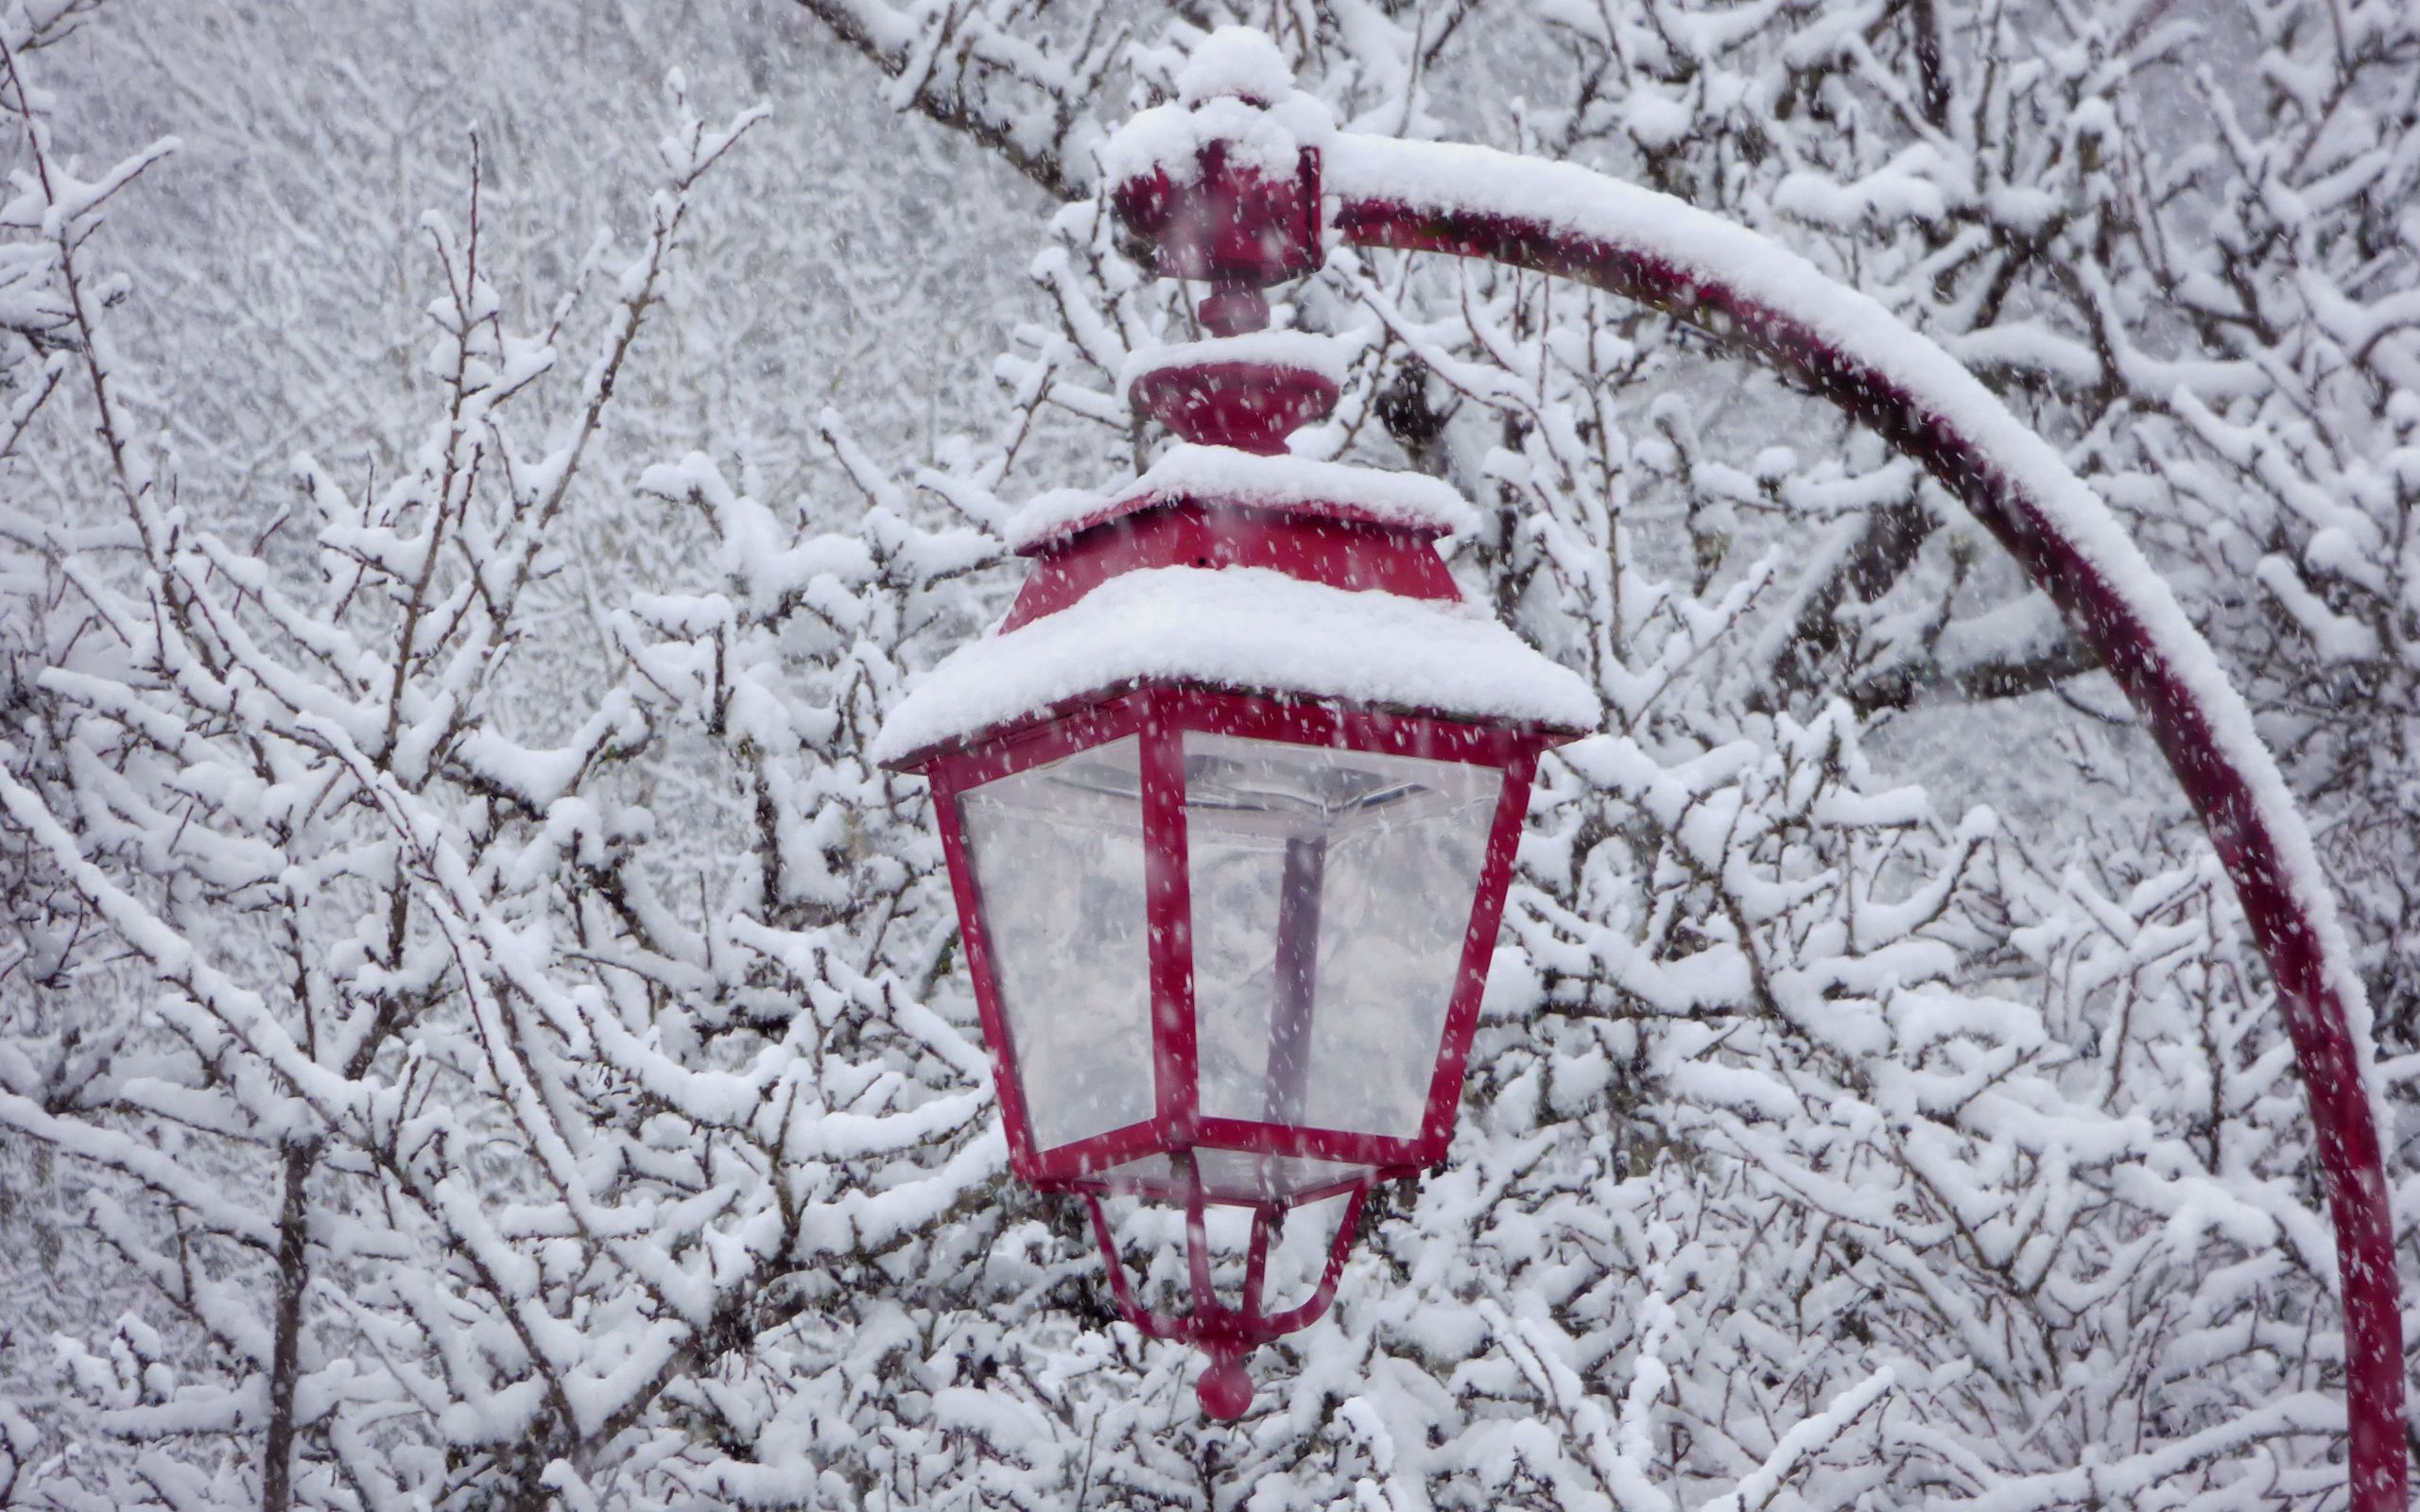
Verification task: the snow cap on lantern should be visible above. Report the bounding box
[875,27,1595,1421]
[1101,27,1333,290]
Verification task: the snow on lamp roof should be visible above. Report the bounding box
[871,565,1599,766]
[1176,26,1295,106]
[1119,331,1350,394]
[1006,443,1482,554]
[1098,32,1331,192]
[1098,93,1334,189]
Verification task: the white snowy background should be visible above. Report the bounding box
[1,1,2416,1507]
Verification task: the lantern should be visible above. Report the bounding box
[873,32,1596,1418]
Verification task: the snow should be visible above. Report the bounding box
[1005,442,1481,552]
[1921,593,2070,683]
[1700,1368,1897,1512]
[1175,26,1293,106]
[1119,330,1349,394]
[1623,93,1693,150]
[2257,552,2382,662]
[1096,35,1331,188]
[1772,151,1949,228]
[872,565,1599,764]
[1098,93,1333,187]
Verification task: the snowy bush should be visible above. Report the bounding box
[0,1,2412,1508]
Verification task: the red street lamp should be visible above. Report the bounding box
[873,45,1593,1419]
[883,30,2405,1503]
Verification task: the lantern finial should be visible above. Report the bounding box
[1102,31,1329,288]
[1196,1352,1254,1420]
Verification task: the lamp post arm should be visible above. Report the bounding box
[1324,132,2407,1511]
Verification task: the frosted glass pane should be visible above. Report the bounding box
[1184,733,1502,1140]
[959,737,1153,1151]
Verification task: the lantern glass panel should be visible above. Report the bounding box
[959,735,1154,1151]
[1183,732,1502,1140]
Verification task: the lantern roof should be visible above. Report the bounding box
[1007,443,1481,555]
[870,563,1597,768]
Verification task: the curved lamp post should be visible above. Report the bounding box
[879,31,2406,1505]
